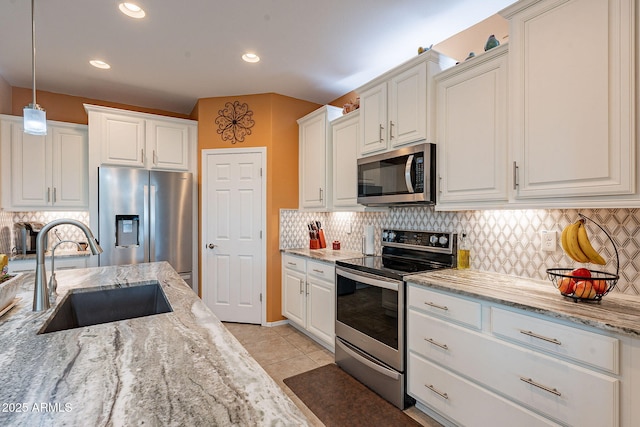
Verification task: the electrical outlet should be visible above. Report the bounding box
[540,230,557,252]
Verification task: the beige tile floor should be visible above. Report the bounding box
[223,322,441,427]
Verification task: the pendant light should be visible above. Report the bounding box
[23,0,46,136]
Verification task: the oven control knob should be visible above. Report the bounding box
[388,231,396,242]
[429,235,438,245]
[438,235,449,246]
[382,231,388,241]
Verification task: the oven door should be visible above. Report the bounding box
[335,266,404,371]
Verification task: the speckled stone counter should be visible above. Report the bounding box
[405,269,640,338]
[0,262,307,426]
[282,248,364,263]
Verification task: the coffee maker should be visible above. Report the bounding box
[14,222,47,254]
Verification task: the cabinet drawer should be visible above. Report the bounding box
[491,307,619,374]
[283,254,306,273]
[306,260,334,282]
[408,311,619,427]
[408,353,559,427]
[408,284,481,330]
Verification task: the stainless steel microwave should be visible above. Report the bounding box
[357,143,435,206]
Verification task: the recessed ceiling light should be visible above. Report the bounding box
[242,53,260,63]
[118,2,146,19]
[90,60,111,70]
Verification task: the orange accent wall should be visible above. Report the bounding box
[196,93,320,322]
[11,87,190,124]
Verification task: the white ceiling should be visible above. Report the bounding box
[0,0,514,115]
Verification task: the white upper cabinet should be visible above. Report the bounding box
[503,0,636,201]
[332,111,360,209]
[85,104,196,172]
[435,45,509,209]
[0,115,88,210]
[98,112,146,167]
[298,105,342,210]
[357,50,455,157]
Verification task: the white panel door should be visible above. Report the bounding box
[202,149,264,324]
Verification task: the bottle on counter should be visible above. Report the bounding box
[457,233,470,269]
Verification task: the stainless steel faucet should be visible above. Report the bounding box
[48,239,82,305]
[34,219,103,312]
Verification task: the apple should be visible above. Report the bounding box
[592,279,609,294]
[574,280,597,299]
[571,268,592,279]
[557,277,576,295]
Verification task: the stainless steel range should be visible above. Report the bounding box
[335,229,457,409]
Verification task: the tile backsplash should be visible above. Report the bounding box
[280,207,640,296]
[0,210,90,254]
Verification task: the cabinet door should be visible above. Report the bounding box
[436,48,508,206]
[359,82,387,156]
[332,113,359,207]
[146,120,190,171]
[100,113,145,167]
[299,112,328,209]
[306,276,335,347]
[389,62,426,148]
[282,268,306,327]
[508,0,635,198]
[51,126,88,208]
[10,122,50,207]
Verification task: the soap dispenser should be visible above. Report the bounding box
[457,232,470,269]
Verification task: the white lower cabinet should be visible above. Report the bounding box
[8,256,88,274]
[281,254,335,350]
[407,283,622,427]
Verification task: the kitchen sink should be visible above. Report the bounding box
[39,282,172,334]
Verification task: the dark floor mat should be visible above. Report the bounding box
[283,363,422,427]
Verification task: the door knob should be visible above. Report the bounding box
[207,243,217,249]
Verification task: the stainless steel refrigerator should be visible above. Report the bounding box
[98,166,193,286]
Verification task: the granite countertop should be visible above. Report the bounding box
[0,262,307,426]
[282,247,364,263]
[405,269,640,338]
[10,249,91,261]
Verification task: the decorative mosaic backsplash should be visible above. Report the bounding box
[0,210,90,254]
[280,207,640,296]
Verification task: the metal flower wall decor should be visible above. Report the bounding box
[215,101,255,144]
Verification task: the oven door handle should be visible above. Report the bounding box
[336,267,400,291]
[336,338,401,381]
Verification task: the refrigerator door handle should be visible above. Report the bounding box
[149,184,157,262]
[143,184,150,262]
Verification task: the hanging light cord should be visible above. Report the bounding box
[30,0,37,106]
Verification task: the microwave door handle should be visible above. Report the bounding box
[405,154,415,193]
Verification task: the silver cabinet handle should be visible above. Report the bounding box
[287,262,297,267]
[299,280,304,294]
[519,377,561,396]
[379,124,384,142]
[53,187,57,203]
[319,187,323,202]
[153,150,157,165]
[438,175,443,194]
[425,384,449,400]
[519,330,561,345]
[141,148,145,163]
[424,301,449,311]
[312,269,324,274]
[305,281,309,295]
[513,161,519,189]
[389,121,395,140]
[424,337,449,350]
[46,187,51,203]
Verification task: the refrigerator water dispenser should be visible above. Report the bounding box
[115,215,139,247]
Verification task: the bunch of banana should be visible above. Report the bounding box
[561,220,606,265]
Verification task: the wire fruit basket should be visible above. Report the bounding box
[546,214,619,302]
